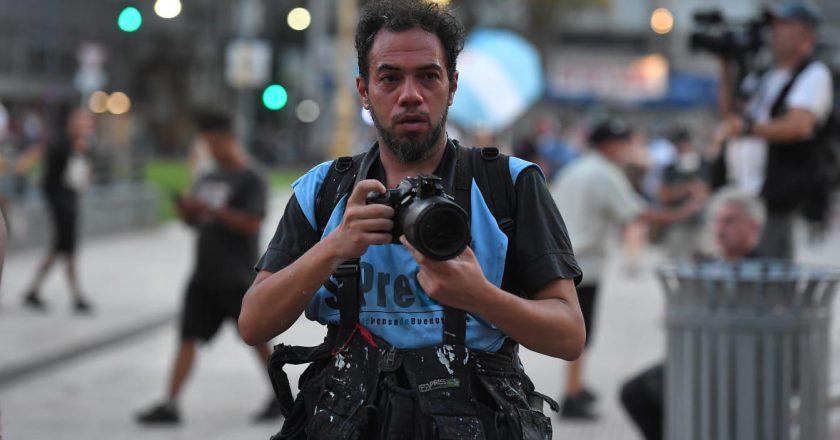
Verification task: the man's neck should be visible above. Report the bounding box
[378,137,447,188]
[777,50,811,70]
[219,153,247,172]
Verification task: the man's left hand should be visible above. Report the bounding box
[722,114,747,138]
[400,236,493,312]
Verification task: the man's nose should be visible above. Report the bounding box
[397,77,423,107]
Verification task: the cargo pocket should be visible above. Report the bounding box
[306,340,380,440]
[375,373,421,440]
[476,371,553,440]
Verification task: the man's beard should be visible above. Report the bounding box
[369,106,447,164]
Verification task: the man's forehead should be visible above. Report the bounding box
[369,28,445,68]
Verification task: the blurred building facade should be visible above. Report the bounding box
[0,0,837,166]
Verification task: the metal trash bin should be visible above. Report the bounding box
[658,260,840,440]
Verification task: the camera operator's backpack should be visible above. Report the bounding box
[313,141,518,276]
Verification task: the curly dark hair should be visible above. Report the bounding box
[355,0,464,84]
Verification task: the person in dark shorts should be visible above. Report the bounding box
[136,110,280,425]
[15,106,95,313]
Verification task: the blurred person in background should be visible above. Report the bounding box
[716,1,833,259]
[620,188,766,440]
[659,126,711,260]
[622,129,653,276]
[0,205,6,287]
[551,117,702,419]
[534,116,579,183]
[135,110,279,425]
[14,106,95,313]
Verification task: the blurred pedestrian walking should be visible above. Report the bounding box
[14,106,95,313]
[135,110,279,425]
[551,117,702,420]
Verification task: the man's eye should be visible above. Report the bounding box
[423,72,440,81]
[381,75,398,83]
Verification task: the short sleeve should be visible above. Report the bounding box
[228,171,267,217]
[254,194,320,273]
[786,63,834,122]
[597,167,646,224]
[508,166,583,296]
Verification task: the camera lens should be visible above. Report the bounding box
[414,204,470,260]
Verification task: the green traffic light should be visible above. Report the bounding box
[118,7,142,32]
[263,84,288,110]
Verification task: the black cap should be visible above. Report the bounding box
[769,1,821,27]
[668,125,691,144]
[588,118,632,146]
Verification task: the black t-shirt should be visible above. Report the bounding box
[42,140,72,193]
[257,144,581,298]
[661,159,710,208]
[192,167,267,286]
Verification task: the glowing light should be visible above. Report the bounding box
[88,91,109,114]
[118,7,142,32]
[262,84,288,110]
[107,92,132,115]
[428,0,451,5]
[154,0,182,19]
[287,8,311,31]
[651,8,674,34]
[296,100,320,123]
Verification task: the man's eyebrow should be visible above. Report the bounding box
[375,63,443,72]
[417,63,443,72]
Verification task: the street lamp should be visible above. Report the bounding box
[88,91,109,114]
[154,0,182,19]
[107,92,132,115]
[651,8,674,35]
[296,100,320,123]
[287,7,311,31]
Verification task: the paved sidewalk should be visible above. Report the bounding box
[1,191,839,439]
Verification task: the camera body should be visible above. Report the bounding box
[690,9,771,60]
[366,175,470,261]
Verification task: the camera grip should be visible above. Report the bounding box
[365,191,389,205]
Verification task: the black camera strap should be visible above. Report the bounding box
[769,57,815,119]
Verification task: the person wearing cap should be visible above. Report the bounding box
[717,0,833,259]
[550,117,703,420]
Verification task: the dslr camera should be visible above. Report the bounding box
[690,9,771,60]
[366,175,470,261]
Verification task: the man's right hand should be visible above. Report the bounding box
[326,179,395,261]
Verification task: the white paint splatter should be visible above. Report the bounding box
[436,344,457,375]
[336,353,351,370]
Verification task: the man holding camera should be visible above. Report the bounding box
[717,1,833,259]
[239,1,585,438]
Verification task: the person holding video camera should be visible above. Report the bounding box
[238,1,585,438]
[716,1,833,259]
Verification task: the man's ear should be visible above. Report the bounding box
[356,76,370,109]
[448,70,459,106]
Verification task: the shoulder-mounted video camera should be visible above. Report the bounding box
[366,175,470,261]
[690,9,772,60]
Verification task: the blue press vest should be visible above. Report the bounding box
[291,157,535,351]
